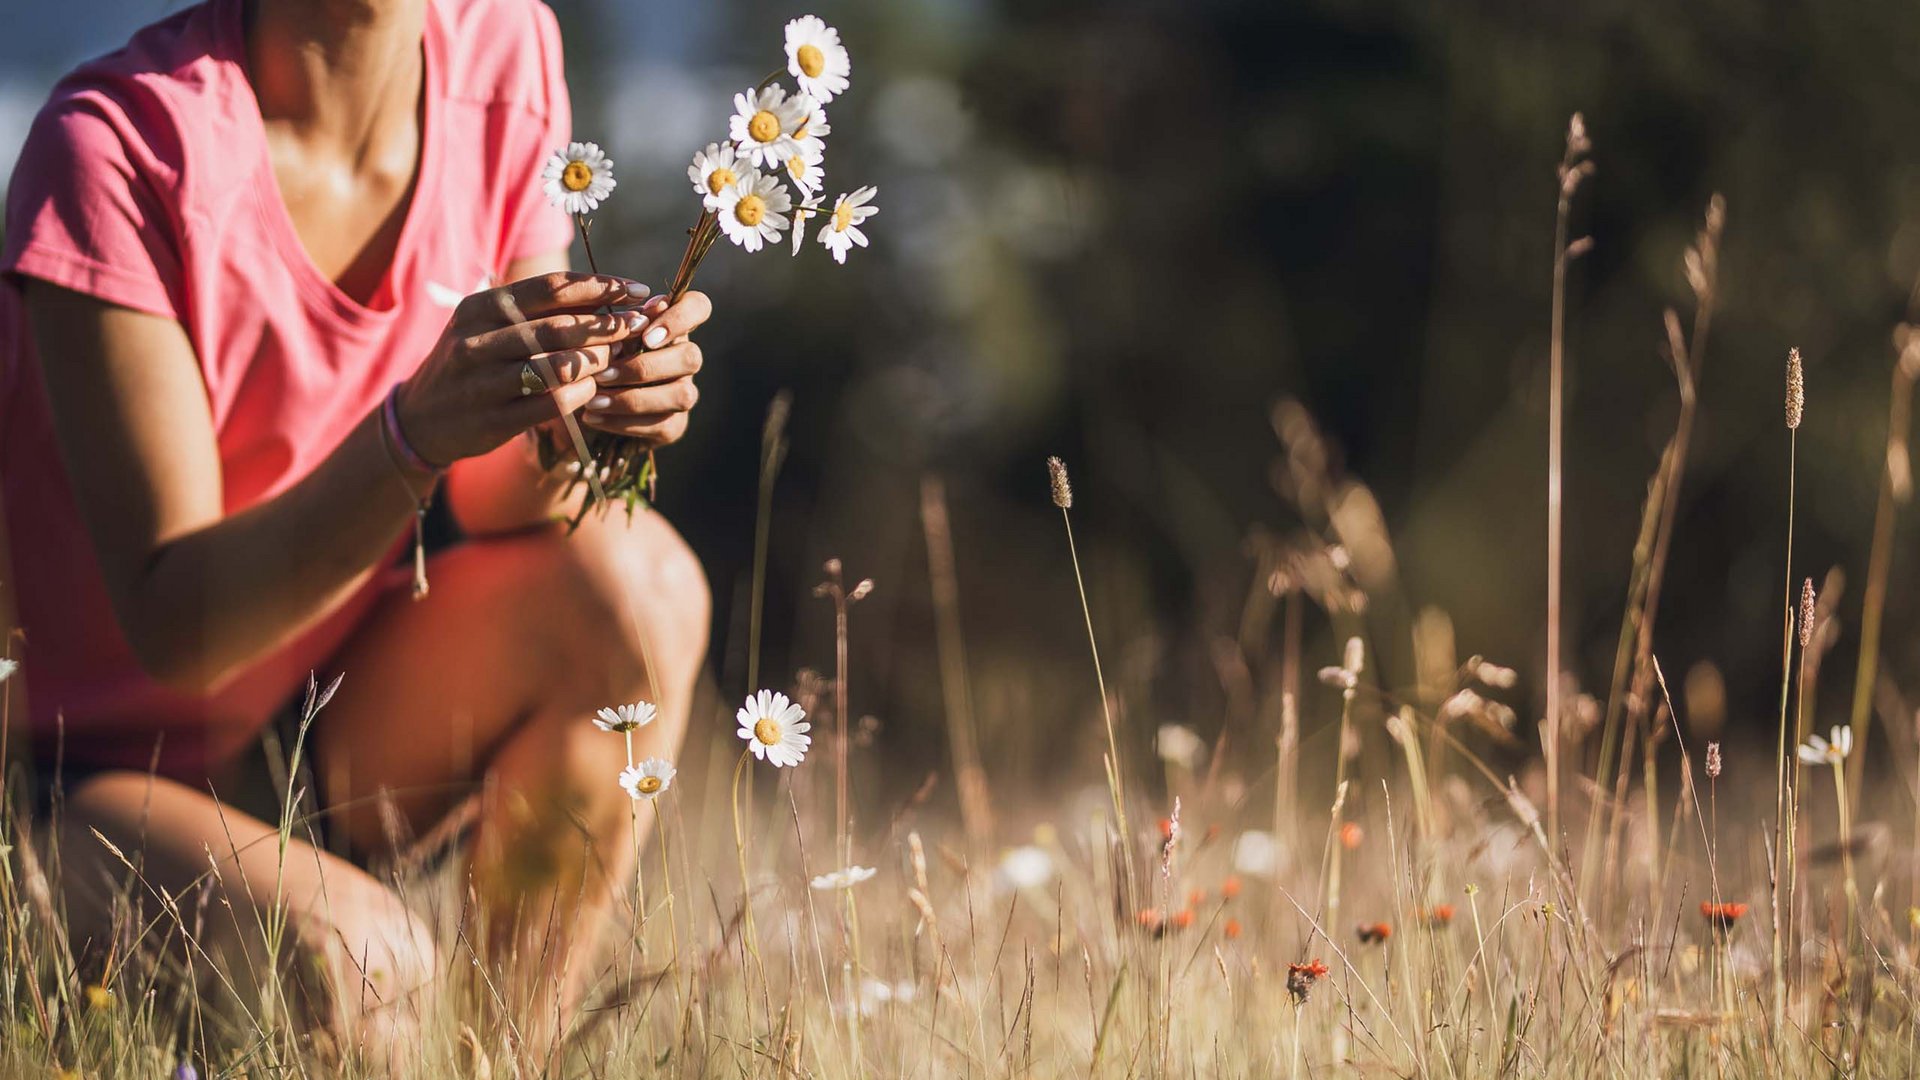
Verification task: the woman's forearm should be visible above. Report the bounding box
[126,406,428,694]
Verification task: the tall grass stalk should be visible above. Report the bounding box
[1772,347,1804,1044]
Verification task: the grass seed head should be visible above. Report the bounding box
[1047,456,1072,508]
[1786,347,1805,431]
[1799,577,1816,648]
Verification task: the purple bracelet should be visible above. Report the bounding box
[382,384,441,473]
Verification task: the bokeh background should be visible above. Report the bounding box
[8,0,1920,811]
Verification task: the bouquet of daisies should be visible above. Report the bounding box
[535,15,879,516]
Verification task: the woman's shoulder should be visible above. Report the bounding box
[436,0,566,119]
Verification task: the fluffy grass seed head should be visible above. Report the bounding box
[1047,456,1073,508]
[738,689,812,767]
[1798,577,1816,648]
[594,701,657,733]
[619,758,676,800]
[1786,347,1805,431]
[810,865,877,891]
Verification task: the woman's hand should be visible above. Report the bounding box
[395,272,652,467]
[580,291,712,445]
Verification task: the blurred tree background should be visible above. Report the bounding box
[8,0,1920,810]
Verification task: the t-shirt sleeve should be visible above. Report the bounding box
[500,2,577,267]
[1,92,183,320]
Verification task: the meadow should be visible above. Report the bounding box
[6,112,1920,1079]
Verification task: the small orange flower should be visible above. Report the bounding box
[1356,921,1392,944]
[1159,817,1177,841]
[1221,875,1243,901]
[1339,822,1364,850]
[1171,908,1196,930]
[1224,918,1243,939]
[1700,901,1748,931]
[1286,958,1330,1002]
[1188,888,1207,908]
[1418,904,1455,928]
[1137,908,1165,932]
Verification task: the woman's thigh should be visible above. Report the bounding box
[310,507,707,858]
[51,770,435,1022]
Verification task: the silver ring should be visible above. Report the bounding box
[519,362,548,397]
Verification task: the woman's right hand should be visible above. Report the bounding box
[393,272,652,467]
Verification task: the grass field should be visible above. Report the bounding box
[7,114,1920,1079]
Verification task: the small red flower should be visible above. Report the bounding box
[1223,918,1243,940]
[1171,907,1196,931]
[1137,908,1165,933]
[1700,901,1748,931]
[1221,875,1243,901]
[1356,921,1392,944]
[1286,958,1330,1002]
[1418,904,1455,928]
[1187,888,1208,908]
[1339,822,1364,850]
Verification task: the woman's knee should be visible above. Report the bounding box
[559,511,710,689]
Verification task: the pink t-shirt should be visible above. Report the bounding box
[0,0,575,776]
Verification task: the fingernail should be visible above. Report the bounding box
[624,311,647,332]
[595,366,620,382]
[587,395,612,411]
[644,326,668,348]
[624,280,651,299]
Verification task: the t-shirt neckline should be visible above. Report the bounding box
[213,0,444,333]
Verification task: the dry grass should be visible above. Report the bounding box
[9,114,1920,1078]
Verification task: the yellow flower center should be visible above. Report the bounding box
[735,193,767,228]
[797,44,827,78]
[706,166,737,195]
[793,120,810,141]
[636,776,662,795]
[787,156,807,181]
[753,717,781,745]
[561,160,594,192]
[833,201,855,232]
[748,110,782,144]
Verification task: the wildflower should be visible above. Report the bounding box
[789,94,832,150]
[1136,908,1165,933]
[83,984,112,1010]
[713,168,794,253]
[1699,901,1748,932]
[688,142,746,205]
[1187,888,1207,908]
[1356,922,1392,944]
[1797,725,1853,767]
[1231,830,1284,878]
[996,845,1055,891]
[737,689,812,766]
[790,203,819,256]
[1223,918,1243,940]
[1156,724,1205,769]
[172,1065,199,1080]
[1786,347,1804,431]
[1419,904,1455,928]
[593,701,656,733]
[1221,875,1243,900]
[1338,821,1364,850]
[1171,908,1196,930]
[810,865,877,891]
[784,15,852,102]
[541,141,616,216]
[1285,958,1329,1003]
[618,758,676,800]
[730,85,805,168]
[780,141,825,199]
[817,186,878,264]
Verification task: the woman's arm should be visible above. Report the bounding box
[445,252,712,536]
[25,271,643,695]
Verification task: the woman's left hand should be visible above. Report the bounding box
[578,290,711,444]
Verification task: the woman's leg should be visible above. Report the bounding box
[52,770,437,1056]
[309,508,708,1028]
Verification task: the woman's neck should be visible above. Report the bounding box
[244,0,427,149]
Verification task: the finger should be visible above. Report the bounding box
[500,344,617,401]
[636,290,713,350]
[592,340,702,387]
[581,409,691,444]
[582,377,699,418]
[458,272,649,326]
[501,371,600,430]
[465,309,648,363]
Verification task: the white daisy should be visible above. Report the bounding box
[817,185,877,264]
[593,701,657,733]
[789,94,832,151]
[780,141,824,199]
[1797,725,1854,766]
[995,845,1054,891]
[542,141,616,216]
[713,169,793,254]
[729,86,805,169]
[809,865,877,891]
[790,202,821,256]
[619,758,677,800]
[737,689,811,766]
[0,657,15,684]
[785,15,851,103]
[688,142,746,207]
